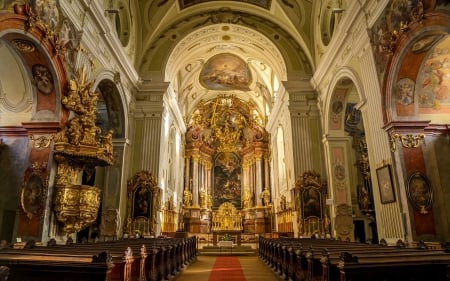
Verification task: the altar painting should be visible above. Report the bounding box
[213,152,242,208]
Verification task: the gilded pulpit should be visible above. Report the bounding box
[53,67,113,234]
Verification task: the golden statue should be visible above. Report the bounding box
[199,189,207,208]
[261,187,271,206]
[183,189,192,207]
[243,190,253,208]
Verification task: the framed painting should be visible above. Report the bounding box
[406,172,432,214]
[376,165,396,204]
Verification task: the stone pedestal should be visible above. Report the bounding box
[183,206,201,233]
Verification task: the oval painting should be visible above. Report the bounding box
[200,53,251,91]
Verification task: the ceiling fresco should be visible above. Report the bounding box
[199,53,252,91]
[179,0,272,10]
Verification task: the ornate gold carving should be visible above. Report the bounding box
[125,171,161,236]
[292,170,328,237]
[211,202,242,231]
[380,21,408,53]
[11,39,35,53]
[390,133,425,152]
[52,65,113,233]
[29,134,54,149]
[53,184,101,233]
[54,65,113,166]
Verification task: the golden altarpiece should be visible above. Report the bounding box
[123,171,162,237]
[181,95,274,241]
[291,170,329,237]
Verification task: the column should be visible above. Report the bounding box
[283,80,322,177]
[192,156,199,207]
[184,156,190,189]
[255,156,263,206]
[133,81,169,175]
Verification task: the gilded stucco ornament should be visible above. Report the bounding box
[390,133,425,152]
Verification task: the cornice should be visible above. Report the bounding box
[312,0,388,90]
[61,0,140,87]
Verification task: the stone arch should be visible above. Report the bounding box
[380,8,450,241]
[323,68,378,242]
[93,75,128,139]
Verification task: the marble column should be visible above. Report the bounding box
[192,156,199,207]
[133,81,169,175]
[255,156,263,206]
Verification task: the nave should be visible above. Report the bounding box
[176,255,279,281]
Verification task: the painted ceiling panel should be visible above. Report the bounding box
[179,0,272,10]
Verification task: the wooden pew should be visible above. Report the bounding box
[0,236,197,281]
[258,237,450,281]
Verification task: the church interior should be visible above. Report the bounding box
[0,0,450,280]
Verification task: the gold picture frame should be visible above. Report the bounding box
[406,172,432,214]
[376,164,396,204]
[21,162,47,220]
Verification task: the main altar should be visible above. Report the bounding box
[181,96,274,237]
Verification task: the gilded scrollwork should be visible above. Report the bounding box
[390,133,425,152]
[52,65,113,233]
[29,134,54,149]
[53,184,101,233]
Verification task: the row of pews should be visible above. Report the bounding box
[259,237,450,281]
[0,236,197,281]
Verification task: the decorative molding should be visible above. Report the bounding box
[29,134,54,149]
[390,133,425,152]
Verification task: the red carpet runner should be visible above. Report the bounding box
[208,256,246,281]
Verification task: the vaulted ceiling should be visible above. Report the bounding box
[105,0,348,120]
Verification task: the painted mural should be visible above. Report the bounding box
[418,37,450,113]
[200,53,251,91]
[179,0,271,10]
[213,152,242,208]
[370,0,425,83]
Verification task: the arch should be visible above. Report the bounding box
[165,23,289,120]
[140,8,313,77]
[323,67,366,136]
[93,72,128,139]
[382,13,450,124]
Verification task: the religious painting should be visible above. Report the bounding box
[179,0,271,10]
[329,88,347,130]
[376,165,396,204]
[20,162,47,220]
[213,152,242,208]
[406,172,432,214]
[200,53,251,91]
[418,37,450,112]
[132,185,152,218]
[21,174,43,218]
[32,64,54,95]
[302,187,322,219]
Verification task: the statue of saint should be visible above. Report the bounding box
[200,189,207,208]
[261,187,271,206]
[183,189,192,207]
[243,190,253,208]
